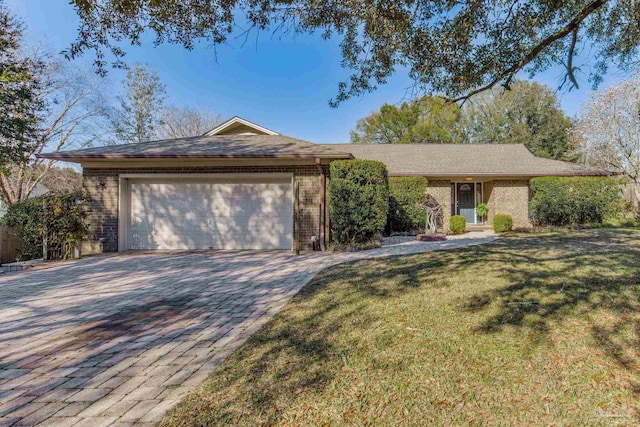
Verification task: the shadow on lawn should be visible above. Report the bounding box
[461,229,640,393]
[165,229,640,425]
[171,256,446,424]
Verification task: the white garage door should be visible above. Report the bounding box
[126,178,293,250]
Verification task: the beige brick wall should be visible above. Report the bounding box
[424,179,531,231]
[487,179,531,228]
[427,180,452,232]
[82,165,327,254]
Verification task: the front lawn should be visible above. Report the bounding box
[163,229,640,426]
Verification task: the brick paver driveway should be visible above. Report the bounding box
[0,234,495,426]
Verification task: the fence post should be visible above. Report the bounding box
[42,198,48,261]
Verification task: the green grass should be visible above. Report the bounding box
[163,229,640,426]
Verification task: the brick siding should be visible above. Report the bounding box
[486,179,531,228]
[82,165,326,254]
[426,180,452,232]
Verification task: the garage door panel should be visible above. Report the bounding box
[127,179,293,250]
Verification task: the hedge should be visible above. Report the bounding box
[328,160,389,245]
[2,190,88,261]
[388,176,428,233]
[529,177,623,226]
[449,215,466,234]
[493,214,513,233]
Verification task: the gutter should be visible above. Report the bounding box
[37,152,354,162]
[388,171,617,177]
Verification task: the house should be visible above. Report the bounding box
[39,116,609,253]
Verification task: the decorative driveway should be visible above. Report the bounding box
[0,234,495,426]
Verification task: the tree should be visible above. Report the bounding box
[66,0,639,105]
[0,58,108,206]
[39,166,82,192]
[461,81,573,159]
[110,63,165,144]
[156,105,222,139]
[0,1,45,168]
[351,96,463,144]
[571,71,640,205]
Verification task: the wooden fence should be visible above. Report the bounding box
[0,226,24,264]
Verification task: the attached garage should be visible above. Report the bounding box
[38,116,352,254]
[120,175,293,250]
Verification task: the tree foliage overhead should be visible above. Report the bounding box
[351,96,463,144]
[110,62,165,144]
[67,0,640,105]
[461,80,573,159]
[0,1,45,168]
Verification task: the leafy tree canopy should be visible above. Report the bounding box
[351,96,463,144]
[461,80,573,159]
[67,0,639,105]
[0,1,45,167]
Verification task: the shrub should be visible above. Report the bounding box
[328,160,389,245]
[493,214,513,232]
[449,215,466,234]
[2,190,88,261]
[388,176,428,233]
[530,177,624,226]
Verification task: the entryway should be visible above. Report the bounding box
[453,182,483,224]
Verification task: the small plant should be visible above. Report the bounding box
[493,214,513,232]
[476,203,489,223]
[449,215,466,234]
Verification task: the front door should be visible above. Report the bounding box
[457,183,475,223]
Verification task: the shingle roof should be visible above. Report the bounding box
[320,144,611,177]
[40,134,353,160]
[39,130,612,177]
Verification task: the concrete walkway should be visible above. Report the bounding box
[0,233,495,426]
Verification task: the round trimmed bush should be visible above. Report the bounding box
[493,214,513,232]
[449,215,466,234]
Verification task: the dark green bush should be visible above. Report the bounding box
[493,214,513,232]
[328,160,389,245]
[388,176,428,233]
[449,215,466,234]
[2,190,88,261]
[530,177,624,226]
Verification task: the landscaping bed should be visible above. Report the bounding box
[163,229,640,426]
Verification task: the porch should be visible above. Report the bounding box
[426,178,531,231]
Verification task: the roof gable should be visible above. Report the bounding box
[205,116,279,136]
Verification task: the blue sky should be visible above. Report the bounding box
[8,0,630,144]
